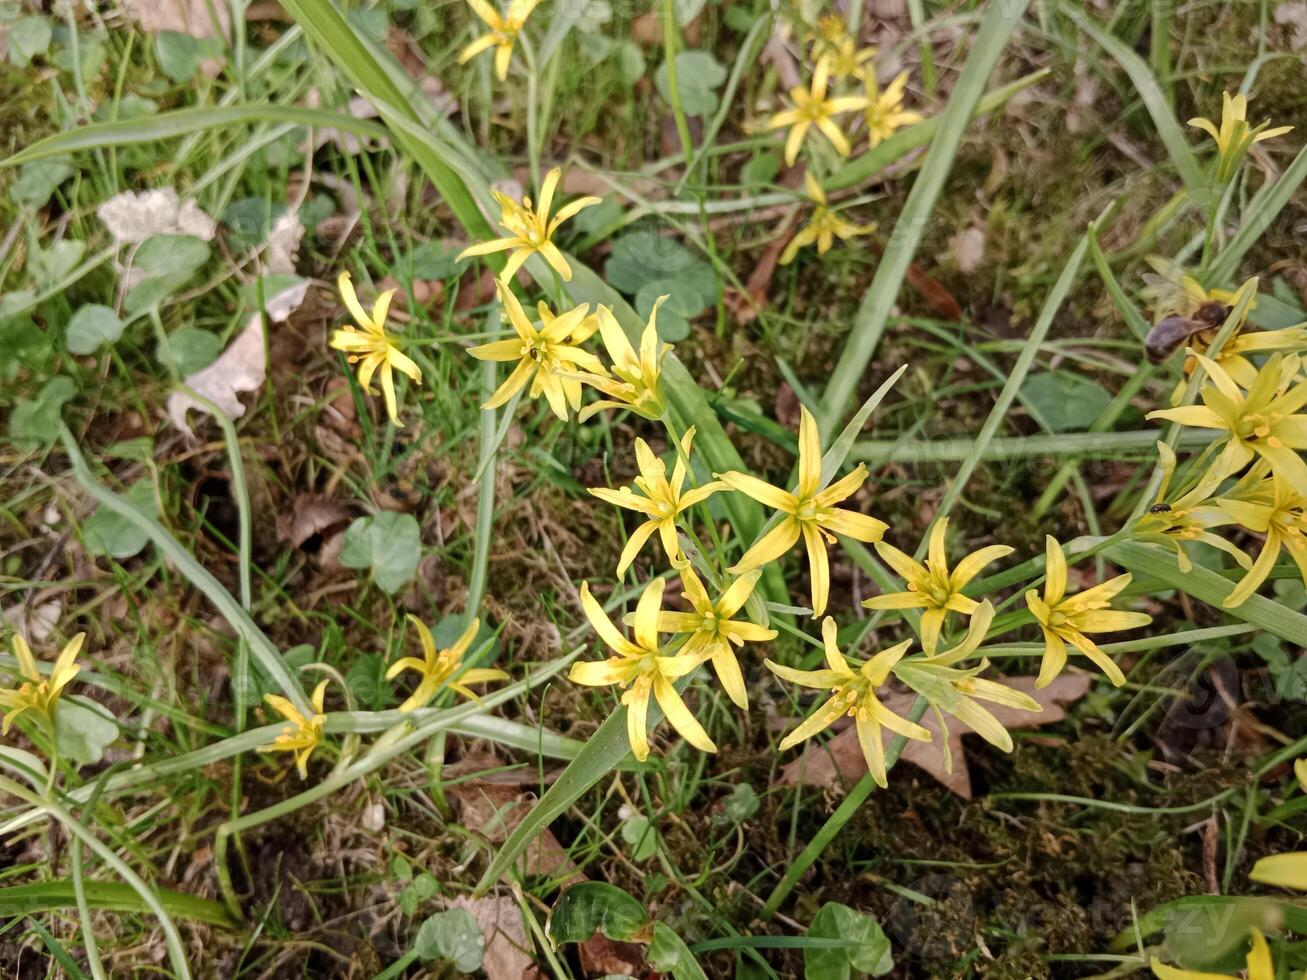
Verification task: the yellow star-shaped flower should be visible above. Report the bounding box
[1189,90,1293,183]
[765,59,868,166]
[260,679,329,780]
[329,272,423,428]
[0,632,84,734]
[780,172,876,266]
[457,167,600,283]
[387,615,508,713]
[717,405,887,616]
[458,0,541,81]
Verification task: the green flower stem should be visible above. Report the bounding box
[760,696,930,918]
[661,0,694,167]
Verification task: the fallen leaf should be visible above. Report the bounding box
[579,934,646,976]
[1275,1,1307,50]
[276,494,352,549]
[263,211,303,275]
[450,895,543,980]
[446,782,583,884]
[2,600,61,644]
[166,280,309,436]
[779,673,1093,799]
[98,189,216,245]
[119,0,230,39]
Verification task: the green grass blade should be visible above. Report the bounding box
[0,880,237,929]
[825,68,1049,191]
[817,0,1030,432]
[0,107,388,168]
[1088,223,1152,341]
[58,426,313,717]
[1062,4,1208,204]
[1106,539,1307,645]
[851,428,1216,465]
[277,0,493,240]
[1209,141,1307,284]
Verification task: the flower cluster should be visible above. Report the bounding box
[765,16,922,265]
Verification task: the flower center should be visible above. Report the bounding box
[1048,610,1068,628]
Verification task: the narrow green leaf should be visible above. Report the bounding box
[818,0,1030,432]
[0,880,237,929]
[1106,539,1307,645]
[1088,224,1152,342]
[1209,141,1307,285]
[1,106,387,168]
[1063,4,1208,204]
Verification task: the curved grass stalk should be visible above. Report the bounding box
[58,426,313,717]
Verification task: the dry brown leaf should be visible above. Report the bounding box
[276,494,352,549]
[778,673,1093,799]
[446,782,582,883]
[167,281,309,436]
[98,189,216,245]
[579,934,646,976]
[450,895,543,980]
[1275,1,1307,50]
[120,0,230,39]
[263,211,304,275]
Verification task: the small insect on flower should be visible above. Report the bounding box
[329,272,423,428]
[1146,352,1307,496]
[260,680,329,780]
[717,405,887,616]
[387,615,508,713]
[1209,467,1307,608]
[651,565,777,708]
[468,281,607,420]
[569,579,716,762]
[863,70,923,147]
[572,303,669,421]
[458,0,542,81]
[779,173,876,266]
[1189,90,1293,184]
[863,516,1013,655]
[1151,927,1274,980]
[765,59,869,166]
[0,632,84,734]
[892,601,1041,755]
[589,427,726,576]
[766,618,929,788]
[1131,442,1247,573]
[457,167,601,283]
[1025,536,1151,688]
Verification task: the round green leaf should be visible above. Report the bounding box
[54,696,119,767]
[83,480,157,559]
[66,304,125,355]
[804,902,893,979]
[654,50,727,116]
[125,234,210,314]
[157,327,222,376]
[9,376,77,451]
[548,882,648,944]
[339,513,421,594]
[413,908,484,972]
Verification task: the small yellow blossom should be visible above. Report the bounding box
[652,565,777,708]
[864,70,923,147]
[810,16,875,79]
[573,302,669,421]
[1132,442,1247,572]
[765,59,868,166]
[893,602,1041,753]
[468,282,607,420]
[1189,90,1293,183]
[1210,468,1307,607]
[1025,536,1151,688]
[457,167,600,283]
[329,272,423,428]
[569,579,716,762]
[458,0,541,81]
[1250,851,1307,890]
[1147,352,1307,495]
[718,405,887,616]
[780,172,876,265]
[1151,928,1273,980]
[766,618,929,787]
[0,632,83,734]
[863,517,1013,655]
[590,427,725,576]
[387,615,508,713]
[260,680,329,780]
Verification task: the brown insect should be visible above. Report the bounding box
[1143,300,1231,364]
